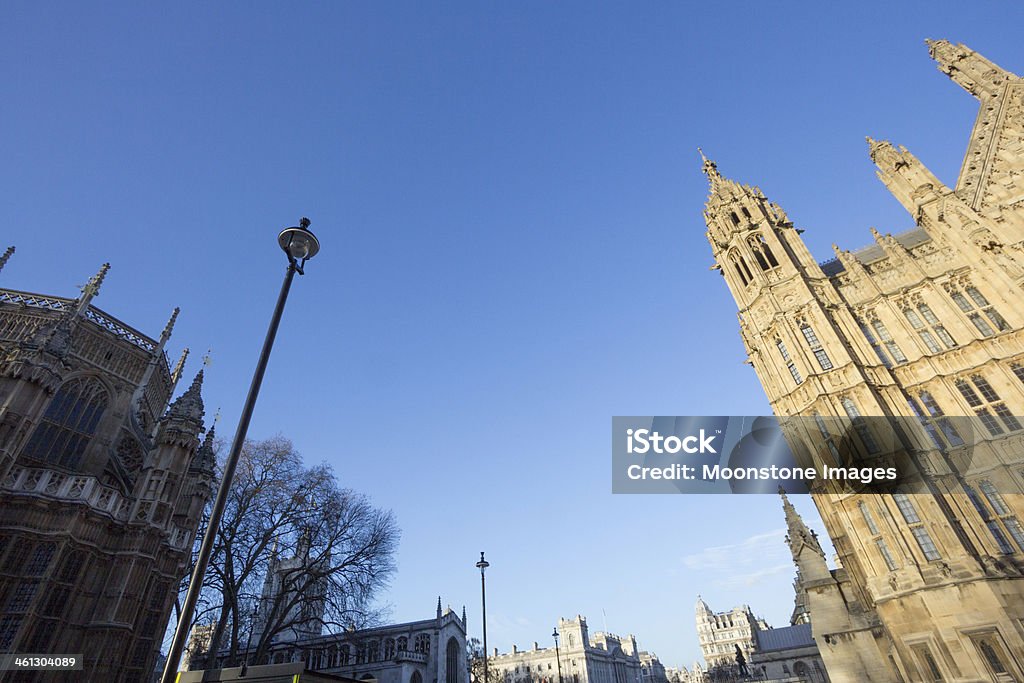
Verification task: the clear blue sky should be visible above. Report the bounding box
[3,1,1021,669]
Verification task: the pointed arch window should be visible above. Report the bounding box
[747,235,779,271]
[22,378,109,469]
[446,638,461,683]
[730,252,753,286]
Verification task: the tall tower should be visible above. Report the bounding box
[0,254,213,682]
[702,41,1024,682]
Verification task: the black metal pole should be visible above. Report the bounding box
[477,552,489,683]
[553,631,562,683]
[161,262,299,683]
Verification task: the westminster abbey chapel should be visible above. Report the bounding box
[703,41,1024,681]
[0,251,212,682]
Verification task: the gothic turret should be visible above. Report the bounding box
[867,138,946,218]
[780,488,825,569]
[926,39,1014,99]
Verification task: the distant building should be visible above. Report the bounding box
[0,251,212,682]
[195,599,468,683]
[253,531,330,644]
[749,623,827,683]
[694,598,768,670]
[488,616,663,683]
[638,651,667,683]
[663,664,704,683]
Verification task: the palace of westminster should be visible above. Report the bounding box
[700,38,1024,681]
[0,36,1024,683]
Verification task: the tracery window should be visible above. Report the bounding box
[397,636,408,652]
[909,392,963,448]
[955,375,1021,436]
[446,638,460,683]
[731,252,753,286]
[801,325,833,370]
[384,638,396,660]
[910,644,943,682]
[972,635,1010,675]
[870,319,906,364]
[963,484,1014,554]
[747,235,779,270]
[21,378,109,469]
[979,480,1024,551]
[841,397,879,454]
[903,304,956,352]
[776,339,802,385]
[949,285,1009,337]
[860,322,892,367]
[892,494,941,561]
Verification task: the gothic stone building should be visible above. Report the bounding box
[702,40,1024,681]
[193,598,468,683]
[0,250,213,681]
[489,616,659,683]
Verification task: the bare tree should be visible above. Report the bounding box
[171,436,398,669]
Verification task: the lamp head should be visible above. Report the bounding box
[278,217,320,270]
[476,551,490,572]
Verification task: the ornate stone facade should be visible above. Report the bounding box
[694,598,767,671]
[702,40,1024,681]
[489,616,660,683]
[0,253,211,682]
[196,599,468,683]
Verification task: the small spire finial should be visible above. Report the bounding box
[171,347,190,384]
[299,217,311,229]
[160,307,180,343]
[0,246,14,273]
[80,263,110,300]
[698,147,720,179]
[202,348,213,368]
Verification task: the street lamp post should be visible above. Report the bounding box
[552,627,563,683]
[476,552,490,683]
[160,219,320,683]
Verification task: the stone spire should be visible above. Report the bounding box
[925,39,1015,99]
[437,596,443,619]
[0,246,14,274]
[699,147,722,187]
[462,605,467,627]
[75,262,110,315]
[866,137,944,216]
[190,425,217,474]
[780,487,824,561]
[171,348,189,386]
[159,307,180,346]
[132,307,181,423]
[167,369,205,423]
